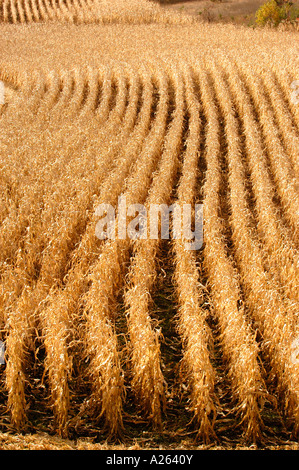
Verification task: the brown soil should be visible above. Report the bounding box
[159,0,298,24]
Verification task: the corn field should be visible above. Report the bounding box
[0,0,194,24]
[0,0,299,449]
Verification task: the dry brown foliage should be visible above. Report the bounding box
[0,0,298,448]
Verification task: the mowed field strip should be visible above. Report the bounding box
[0,0,299,449]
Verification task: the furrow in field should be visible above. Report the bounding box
[221,58,299,307]
[38,66,141,434]
[260,68,299,179]
[2,66,132,431]
[37,67,155,435]
[124,64,185,428]
[221,61,299,438]
[172,63,217,442]
[77,65,170,435]
[198,60,267,442]
[235,62,298,237]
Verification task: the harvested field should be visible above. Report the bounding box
[0,0,298,450]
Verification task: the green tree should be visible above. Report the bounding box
[256,0,299,26]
